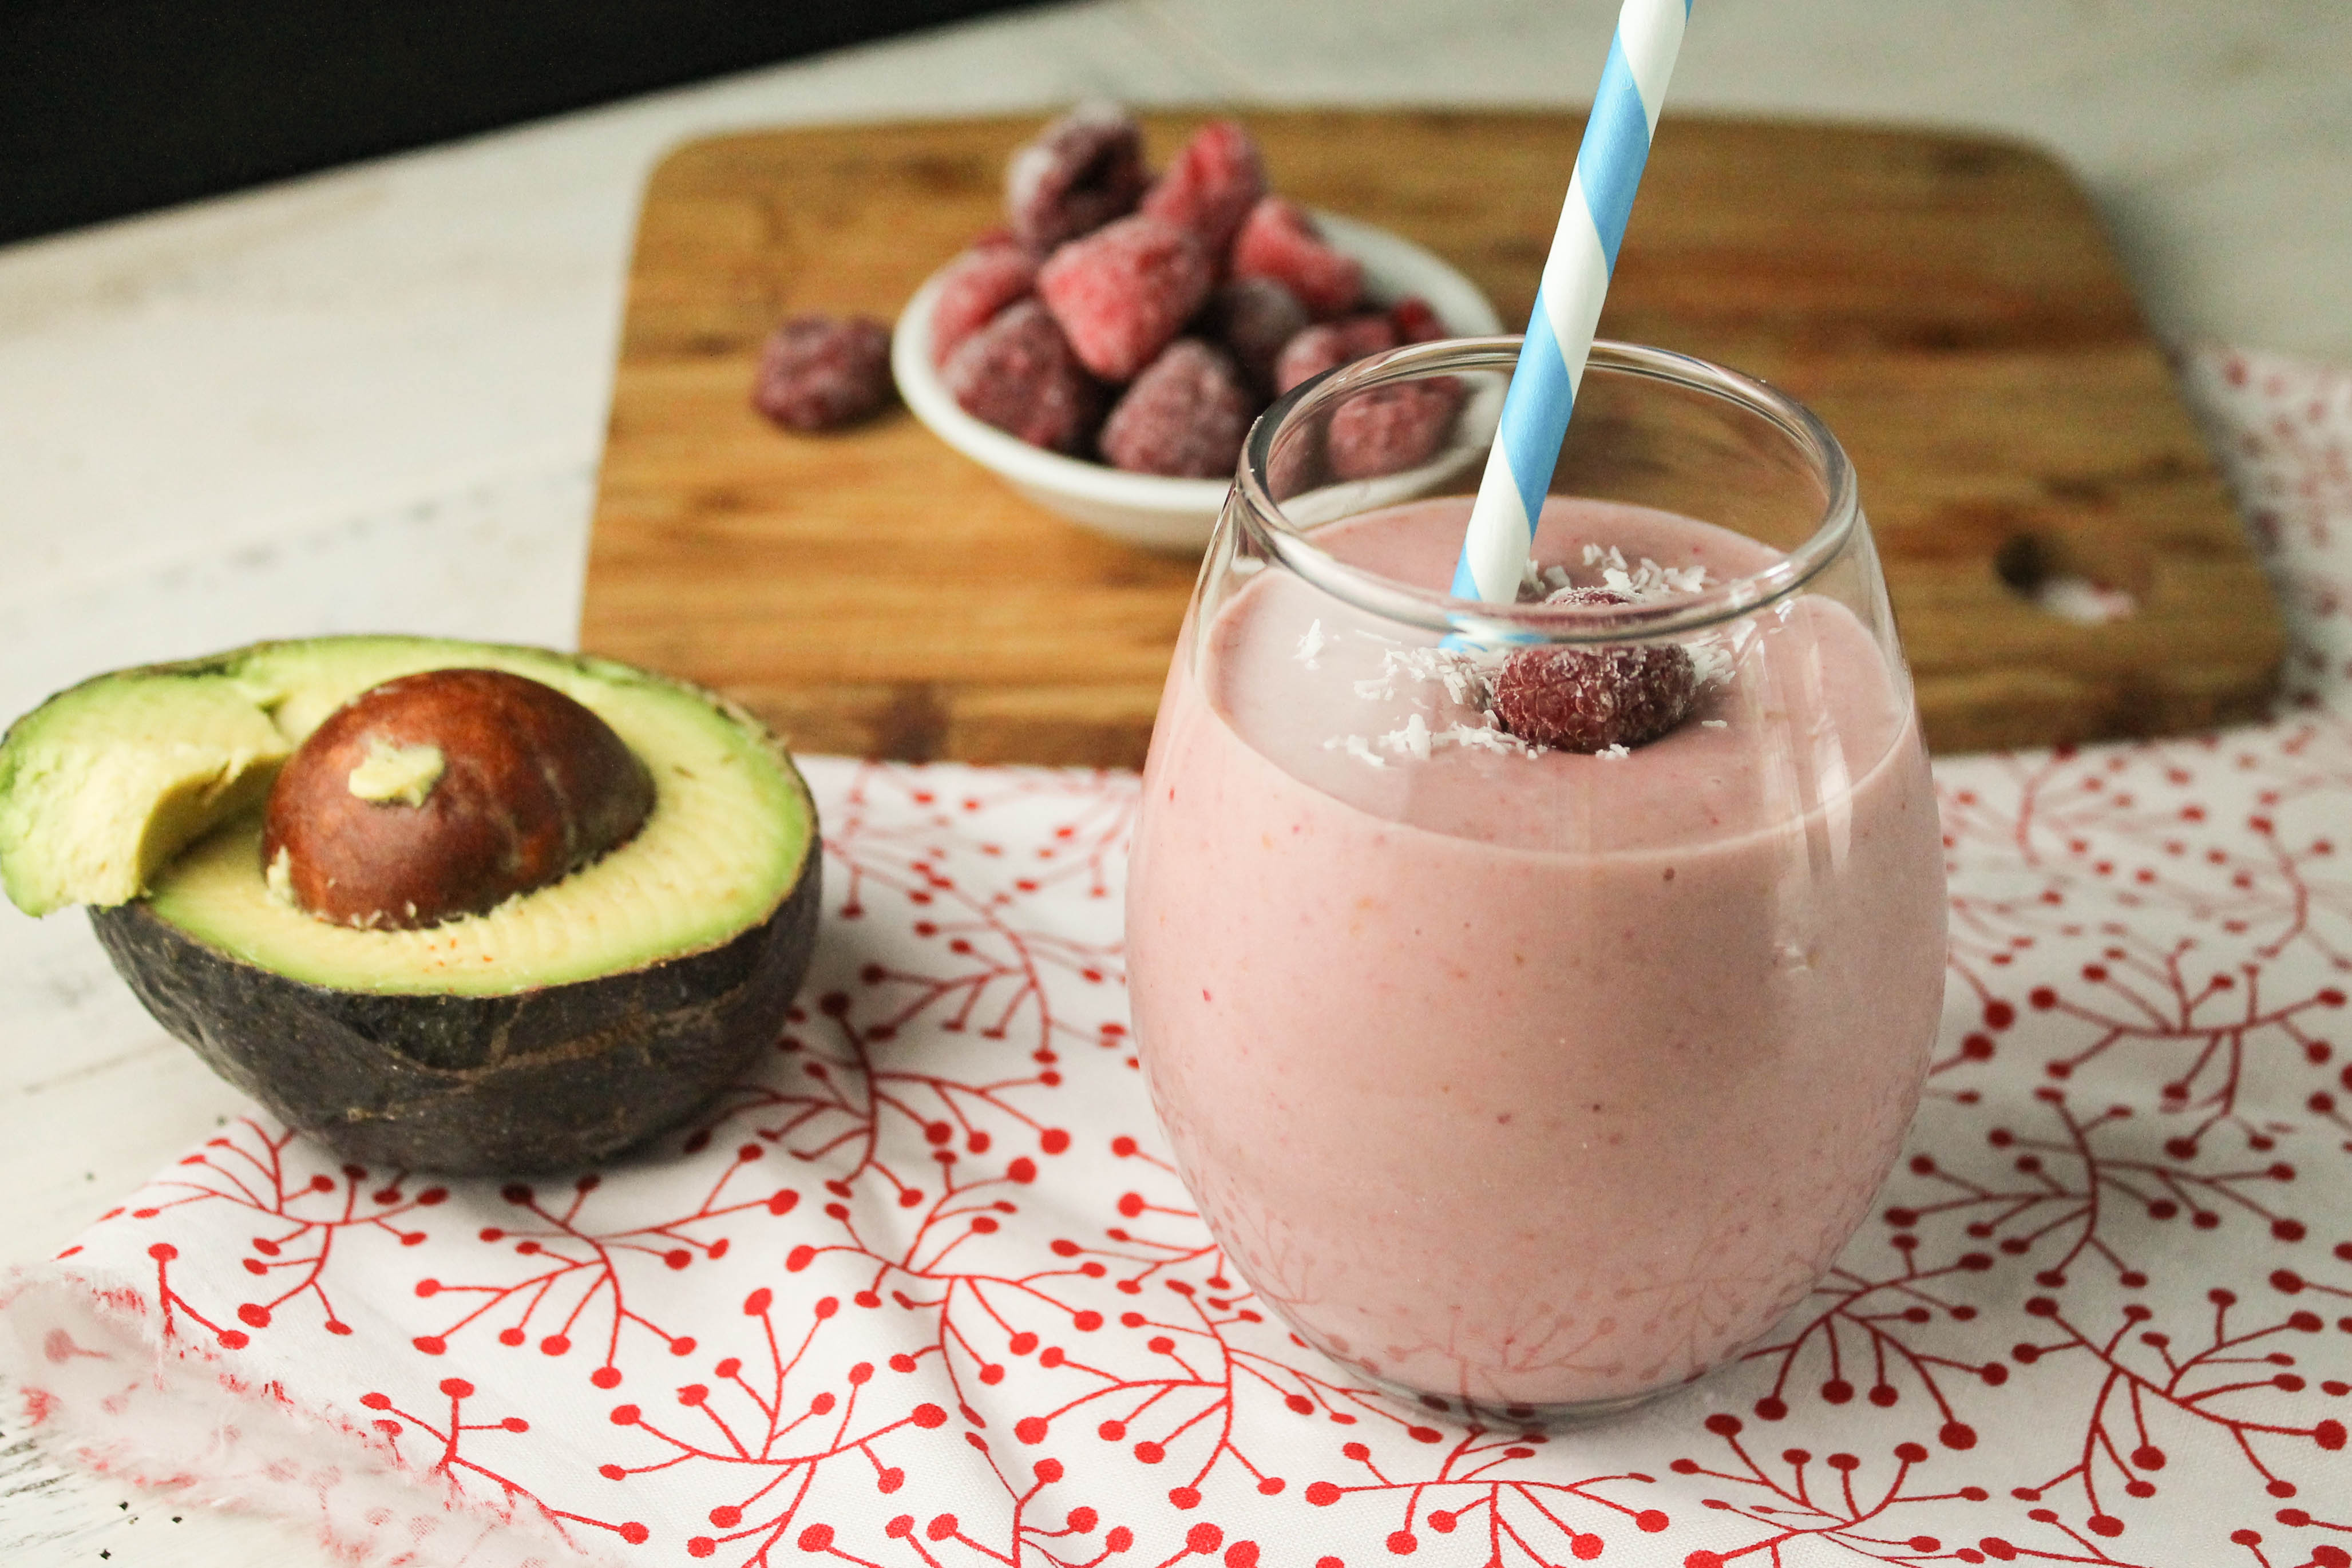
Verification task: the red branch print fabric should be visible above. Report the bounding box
[5,343,2351,1568]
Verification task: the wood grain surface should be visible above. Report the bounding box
[581,111,2283,762]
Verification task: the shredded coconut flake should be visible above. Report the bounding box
[1597,743,1631,761]
[1688,641,1733,690]
[1702,719,1728,729]
[1573,543,1708,603]
[1438,720,1536,758]
[1379,713,1434,760]
[1354,645,1502,706]
[1328,712,1541,766]
[1293,619,1329,668]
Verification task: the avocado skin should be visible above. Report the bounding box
[89,859,819,1174]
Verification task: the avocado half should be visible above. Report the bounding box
[0,636,821,1174]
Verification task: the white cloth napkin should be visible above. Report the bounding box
[6,345,2350,1568]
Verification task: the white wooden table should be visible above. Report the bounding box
[3,1,2347,1559]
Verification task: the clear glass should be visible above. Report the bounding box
[1126,340,1949,1422]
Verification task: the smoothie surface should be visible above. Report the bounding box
[1206,497,1908,853]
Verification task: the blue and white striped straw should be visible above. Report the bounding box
[1450,0,1691,605]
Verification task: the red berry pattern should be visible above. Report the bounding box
[7,345,2350,1568]
[749,315,893,432]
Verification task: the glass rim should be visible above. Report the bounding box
[1232,337,1863,642]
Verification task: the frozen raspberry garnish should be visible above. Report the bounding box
[1006,103,1149,254]
[1325,377,1467,480]
[1272,314,1400,394]
[1389,295,1446,344]
[1037,215,1214,382]
[929,242,1039,368]
[750,315,893,432]
[1099,340,1254,478]
[1203,277,1309,395]
[940,300,1102,454]
[1490,593,1698,753]
[1231,197,1364,319]
[1139,120,1268,258]
[1542,585,1627,608]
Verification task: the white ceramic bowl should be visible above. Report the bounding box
[892,212,1504,554]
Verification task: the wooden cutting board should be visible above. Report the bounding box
[581,111,2282,762]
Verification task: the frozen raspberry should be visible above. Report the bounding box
[1203,277,1308,395]
[1037,215,1214,382]
[1325,377,1467,480]
[1389,295,1447,344]
[1139,120,1268,258]
[940,300,1102,454]
[1272,314,1400,394]
[929,242,1039,368]
[750,315,893,431]
[1542,585,1628,609]
[1489,593,1698,753]
[1230,198,1364,319]
[1098,340,1253,478]
[1006,103,1149,254]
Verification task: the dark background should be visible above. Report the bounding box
[0,0,1042,247]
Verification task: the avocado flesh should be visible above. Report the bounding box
[3,636,814,995]
[2,635,822,1172]
[0,675,292,916]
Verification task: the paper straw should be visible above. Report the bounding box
[1450,0,1691,605]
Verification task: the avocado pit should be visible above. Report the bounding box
[260,668,655,930]
[0,635,823,1173]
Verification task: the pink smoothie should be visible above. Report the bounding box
[1126,497,1947,1411]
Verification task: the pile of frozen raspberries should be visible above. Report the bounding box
[751,105,1467,484]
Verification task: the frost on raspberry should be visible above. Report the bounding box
[750,315,894,432]
[1489,590,1699,753]
[1203,277,1309,396]
[1231,197,1364,319]
[1036,214,1214,382]
[940,300,1103,454]
[1138,119,1268,257]
[1325,377,1468,481]
[1006,102,1149,254]
[1099,340,1254,478]
[929,242,1039,368]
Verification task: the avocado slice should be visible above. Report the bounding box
[0,636,821,1173]
[0,663,292,917]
